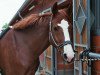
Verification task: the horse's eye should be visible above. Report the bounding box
[54,27,58,31]
[54,26,62,31]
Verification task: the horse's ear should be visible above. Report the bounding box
[52,2,58,16]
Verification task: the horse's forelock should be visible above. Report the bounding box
[57,8,72,25]
[13,14,39,30]
[52,9,67,25]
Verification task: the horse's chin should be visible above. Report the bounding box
[62,54,74,63]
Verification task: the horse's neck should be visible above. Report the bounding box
[14,26,50,57]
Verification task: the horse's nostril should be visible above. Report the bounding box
[62,53,68,62]
[63,54,67,59]
[62,53,75,63]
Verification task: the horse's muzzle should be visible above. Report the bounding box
[62,53,75,63]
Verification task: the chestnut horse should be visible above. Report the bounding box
[0,2,74,75]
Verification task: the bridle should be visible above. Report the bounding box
[49,14,72,53]
[49,14,72,62]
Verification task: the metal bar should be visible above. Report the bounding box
[86,0,91,75]
[79,51,84,75]
[73,0,77,75]
[88,52,100,59]
[80,34,82,44]
[51,46,54,75]
[86,0,90,49]
[74,43,87,47]
[54,48,57,75]
[79,60,83,75]
[52,47,57,75]
[73,0,76,50]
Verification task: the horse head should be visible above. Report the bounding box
[49,2,74,62]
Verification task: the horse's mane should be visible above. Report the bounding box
[12,13,52,30]
[12,8,72,30]
[12,14,39,30]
